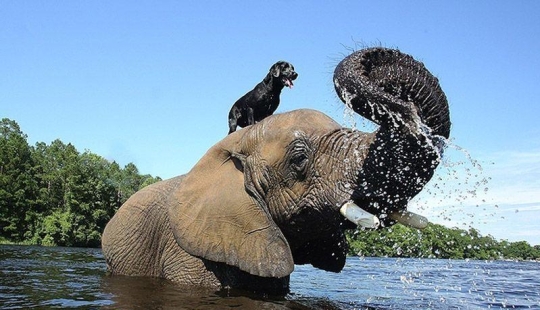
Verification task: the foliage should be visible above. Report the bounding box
[347,223,540,261]
[0,118,161,247]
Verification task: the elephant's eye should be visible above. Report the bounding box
[290,153,309,175]
[286,135,312,179]
[291,153,307,167]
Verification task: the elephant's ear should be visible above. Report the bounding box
[167,143,294,278]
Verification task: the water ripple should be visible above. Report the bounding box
[1,245,539,309]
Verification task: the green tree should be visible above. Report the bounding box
[346,223,533,260]
[1,119,163,246]
[31,140,80,245]
[0,119,38,241]
[32,140,80,214]
[464,228,500,260]
[139,174,162,190]
[501,241,540,260]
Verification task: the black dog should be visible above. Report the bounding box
[228,61,298,134]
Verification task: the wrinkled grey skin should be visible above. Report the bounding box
[102,48,451,295]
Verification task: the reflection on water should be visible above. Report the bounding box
[0,245,112,309]
[1,245,539,309]
[101,276,350,310]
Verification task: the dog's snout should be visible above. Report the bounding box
[287,70,298,80]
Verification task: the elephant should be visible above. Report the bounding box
[101,47,451,295]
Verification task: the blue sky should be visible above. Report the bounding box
[2,1,539,245]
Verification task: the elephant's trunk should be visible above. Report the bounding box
[333,48,451,226]
[334,47,450,139]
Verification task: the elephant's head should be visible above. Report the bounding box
[168,48,451,280]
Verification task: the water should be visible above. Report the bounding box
[1,245,539,309]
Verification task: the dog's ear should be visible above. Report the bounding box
[270,62,282,78]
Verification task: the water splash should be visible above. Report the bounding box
[338,84,499,242]
[408,138,497,232]
[339,87,378,134]
[343,101,358,131]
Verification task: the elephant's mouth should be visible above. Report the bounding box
[339,201,428,229]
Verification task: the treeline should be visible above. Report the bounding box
[0,118,161,247]
[347,223,540,261]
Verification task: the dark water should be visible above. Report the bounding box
[1,245,539,309]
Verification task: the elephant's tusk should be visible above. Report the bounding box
[388,210,429,229]
[340,202,380,229]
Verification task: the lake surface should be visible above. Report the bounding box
[1,245,539,309]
